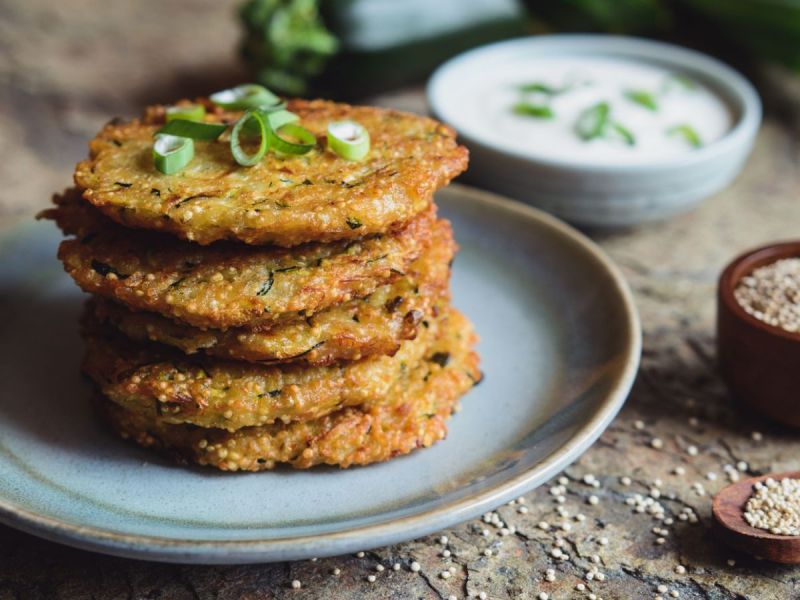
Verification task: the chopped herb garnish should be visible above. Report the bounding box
[667,124,703,148]
[575,102,635,146]
[611,123,636,146]
[256,273,274,296]
[346,216,363,229]
[624,89,659,111]
[150,188,161,196]
[575,102,610,141]
[512,102,555,119]
[662,74,696,93]
[517,82,563,95]
[430,352,451,368]
[114,181,132,188]
[268,389,281,397]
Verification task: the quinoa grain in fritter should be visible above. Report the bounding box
[89,219,455,365]
[44,188,435,330]
[82,308,442,431]
[94,309,480,470]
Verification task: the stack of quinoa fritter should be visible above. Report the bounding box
[41,97,481,471]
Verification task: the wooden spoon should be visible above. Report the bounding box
[712,471,800,564]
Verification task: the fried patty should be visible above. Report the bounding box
[82,306,445,431]
[73,99,468,247]
[88,219,455,365]
[94,309,480,470]
[44,189,435,330]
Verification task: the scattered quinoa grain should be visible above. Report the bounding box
[291,580,301,589]
[410,561,421,572]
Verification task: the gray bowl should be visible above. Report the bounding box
[428,35,762,228]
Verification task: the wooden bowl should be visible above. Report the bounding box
[713,471,800,564]
[717,241,800,428]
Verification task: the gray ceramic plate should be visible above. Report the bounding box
[0,184,640,564]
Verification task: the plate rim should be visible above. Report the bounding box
[0,183,641,563]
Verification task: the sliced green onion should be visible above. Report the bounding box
[326,120,370,161]
[667,124,703,148]
[165,104,206,122]
[575,102,610,141]
[153,134,194,175]
[624,89,658,111]
[156,119,227,140]
[210,84,280,110]
[270,122,316,155]
[512,102,555,119]
[230,110,270,167]
[242,109,299,136]
[611,122,636,146]
[267,109,299,130]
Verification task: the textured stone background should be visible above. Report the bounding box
[1,1,800,598]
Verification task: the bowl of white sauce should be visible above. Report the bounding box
[428,35,761,227]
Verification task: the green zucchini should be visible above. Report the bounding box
[239,0,527,97]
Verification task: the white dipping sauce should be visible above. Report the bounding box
[469,56,733,165]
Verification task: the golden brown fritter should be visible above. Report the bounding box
[94,309,481,470]
[73,99,468,247]
[44,189,435,330]
[88,219,455,365]
[82,307,443,431]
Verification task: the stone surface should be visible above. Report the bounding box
[2,1,800,598]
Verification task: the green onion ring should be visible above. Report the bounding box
[153,134,194,175]
[165,104,206,122]
[266,109,299,130]
[268,122,316,155]
[231,110,270,166]
[326,120,370,161]
[156,119,227,140]
[241,109,298,136]
[210,84,280,110]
